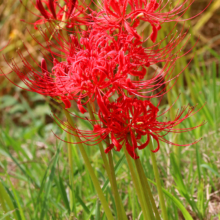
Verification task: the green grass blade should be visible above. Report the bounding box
[147,179,193,220]
[55,176,70,213]
[170,154,200,216]
[102,155,125,191]
[7,152,38,187]
[95,201,101,220]
[7,177,26,220]
[75,194,90,214]
[201,164,220,178]
[86,202,96,220]
[0,210,16,220]
[0,181,17,220]
[39,142,61,219]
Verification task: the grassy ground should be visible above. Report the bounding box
[0,0,220,219]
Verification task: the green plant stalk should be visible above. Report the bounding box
[122,144,151,220]
[147,178,194,220]
[183,9,196,104]
[108,151,128,220]
[87,102,127,219]
[196,143,201,182]
[166,82,179,168]
[64,110,114,220]
[86,102,112,178]
[212,62,218,134]
[126,136,159,219]
[159,29,180,167]
[67,131,76,214]
[182,58,196,104]
[149,141,168,220]
[134,159,156,220]
[134,157,161,220]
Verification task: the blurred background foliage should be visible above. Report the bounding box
[0,0,220,219]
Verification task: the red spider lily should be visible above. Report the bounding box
[91,0,159,41]
[56,95,204,159]
[4,27,188,111]
[1,0,210,161]
[94,96,204,159]
[90,0,211,42]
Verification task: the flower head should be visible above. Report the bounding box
[57,95,204,159]
[5,25,187,111]
[90,0,210,42]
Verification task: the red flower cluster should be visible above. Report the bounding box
[4,0,209,158]
[57,94,204,159]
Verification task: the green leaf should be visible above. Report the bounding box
[0,210,16,220]
[55,176,70,213]
[39,143,61,219]
[0,181,17,220]
[201,164,220,178]
[86,202,96,220]
[95,201,101,220]
[147,179,194,220]
[197,180,205,217]
[7,177,26,220]
[0,96,18,109]
[102,155,125,191]
[75,194,90,214]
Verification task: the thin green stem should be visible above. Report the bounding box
[87,102,127,219]
[108,151,128,220]
[149,141,168,220]
[86,102,112,179]
[134,157,161,220]
[167,87,180,170]
[64,110,114,220]
[134,159,156,220]
[67,131,76,214]
[122,144,151,220]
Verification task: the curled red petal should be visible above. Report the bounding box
[154,2,159,11]
[150,23,158,43]
[105,144,114,154]
[125,141,139,159]
[93,124,101,132]
[124,21,141,40]
[36,0,49,19]
[130,130,138,150]
[77,103,87,114]
[150,134,160,153]
[96,89,109,116]
[48,0,57,19]
[71,0,77,13]
[111,133,122,151]
[138,133,150,150]
[61,97,71,109]
[41,58,48,73]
